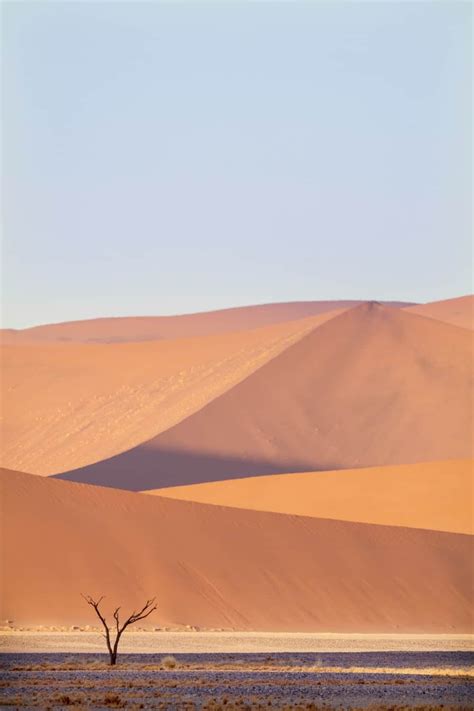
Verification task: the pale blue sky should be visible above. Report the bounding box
[2,1,472,328]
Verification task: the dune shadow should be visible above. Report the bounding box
[53,445,340,492]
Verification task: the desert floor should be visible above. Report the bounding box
[1,649,473,710]
[1,632,474,655]
[1,634,473,709]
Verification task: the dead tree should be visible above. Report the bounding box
[81,594,157,665]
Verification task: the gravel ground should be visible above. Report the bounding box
[0,652,473,710]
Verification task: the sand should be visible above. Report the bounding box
[407,295,473,330]
[1,295,472,650]
[1,468,472,632]
[0,311,343,475]
[57,302,474,491]
[1,631,473,654]
[149,459,474,535]
[0,300,411,344]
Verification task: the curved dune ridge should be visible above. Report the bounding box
[1,468,472,632]
[0,300,411,344]
[0,310,343,475]
[150,460,474,535]
[406,295,474,330]
[57,302,474,491]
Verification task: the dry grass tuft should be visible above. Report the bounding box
[161,654,178,669]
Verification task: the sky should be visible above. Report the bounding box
[2,1,472,328]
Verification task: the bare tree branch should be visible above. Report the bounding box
[120,598,157,632]
[81,594,113,661]
[113,608,120,636]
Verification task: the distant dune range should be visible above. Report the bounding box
[1,468,472,633]
[2,297,470,479]
[151,459,474,535]
[3,294,472,346]
[56,302,474,491]
[406,295,473,330]
[0,300,412,344]
[1,311,343,475]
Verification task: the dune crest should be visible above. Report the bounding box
[57,302,473,491]
[150,459,474,535]
[1,311,342,475]
[1,300,405,344]
[406,295,473,330]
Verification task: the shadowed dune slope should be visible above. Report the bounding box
[58,303,474,491]
[1,312,342,475]
[407,295,473,330]
[1,468,472,632]
[151,460,474,535]
[0,300,412,344]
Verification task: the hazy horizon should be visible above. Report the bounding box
[2,1,472,329]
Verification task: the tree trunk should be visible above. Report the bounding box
[110,631,121,666]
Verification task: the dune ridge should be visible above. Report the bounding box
[57,302,474,491]
[0,300,399,344]
[1,311,344,475]
[407,295,473,330]
[150,459,474,535]
[1,468,472,633]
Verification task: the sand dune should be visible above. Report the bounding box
[1,468,472,632]
[0,300,400,344]
[0,312,343,475]
[406,295,473,330]
[150,460,474,535]
[58,303,474,491]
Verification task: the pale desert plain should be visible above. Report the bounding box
[0,295,473,709]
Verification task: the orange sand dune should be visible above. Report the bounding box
[1,468,472,632]
[407,295,473,330]
[58,303,474,491]
[151,460,474,535]
[0,312,343,475]
[0,300,405,344]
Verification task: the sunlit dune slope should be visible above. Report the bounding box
[0,312,342,475]
[150,460,474,535]
[406,295,473,330]
[0,300,410,344]
[1,468,472,632]
[58,302,473,491]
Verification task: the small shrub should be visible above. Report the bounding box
[161,654,177,669]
